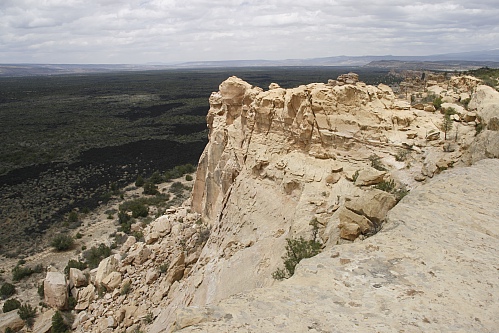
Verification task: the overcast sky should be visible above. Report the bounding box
[1,0,498,64]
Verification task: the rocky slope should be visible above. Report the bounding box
[5,72,497,333]
[175,158,499,332]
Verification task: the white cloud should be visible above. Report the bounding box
[0,0,498,63]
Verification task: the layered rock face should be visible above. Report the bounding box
[69,74,497,333]
[176,158,499,332]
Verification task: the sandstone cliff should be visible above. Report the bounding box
[67,73,498,333]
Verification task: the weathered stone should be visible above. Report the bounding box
[69,268,87,289]
[354,168,386,186]
[146,268,160,284]
[339,207,374,234]
[345,189,397,224]
[75,284,95,311]
[95,255,119,286]
[33,308,56,333]
[120,235,136,253]
[0,311,24,332]
[44,271,68,310]
[102,271,122,291]
[339,222,361,241]
[152,216,172,236]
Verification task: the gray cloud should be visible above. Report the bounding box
[0,0,498,63]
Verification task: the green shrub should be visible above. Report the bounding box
[185,174,193,181]
[5,327,14,333]
[51,310,69,333]
[68,296,77,310]
[1,282,16,298]
[67,211,79,223]
[119,200,149,218]
[51,234,75,251]
[135,175,145,187]
[272,237,322,280]
[433,96,443,110]
[143,182,159,195]
[368,154,387,171]
[3,298,21,312]
[374,179,396,193]
[82,244,112,269]
[64,259,88,276]
[169,181,185,195]
[12,265,34,281]
[38,283,44,298]
[149,171,163,184]
[18,303,37,328]
[395,149,410,162]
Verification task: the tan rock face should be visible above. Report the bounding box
[175,159,499,333]
[44,271,68,310]
[95,255,119,286]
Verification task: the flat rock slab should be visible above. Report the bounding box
[176,159,499,332]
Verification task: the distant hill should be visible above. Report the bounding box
[1,49,498,76]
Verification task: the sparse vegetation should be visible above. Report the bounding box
[18,303,37,328]
[51,310,70,333]
[433,96,443,110]
[64,259,88,276]
[51,234,75,251]
[3,298,21,312]
[440,109,454,140]
[1,282,16,299]
[272,237,322,280]
[12,264,34,281]
[368,154,387,171]
[374,179,396,193]
[395,149,410,162]
[82,243,112,269]
[352,170,360,182]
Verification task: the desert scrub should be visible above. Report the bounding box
[82,244,112,269]
[18,303,37,328]
[12,264,34,281]
[368,154,387,171]
[1,282,16,298]
[3,298,21,312]
[395,149,410,162]
[272,237,322,280]
[51,234,75,251]
[64,259,88,276]
[51,311,70,333]
[374,179,396,193]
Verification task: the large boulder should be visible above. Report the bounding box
[69,268,87,289]
[345,189,397,224]
[94,255,119,286]
[44,272,68,310]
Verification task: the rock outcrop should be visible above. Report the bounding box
[68,74,498,333]
[174,159,499,332]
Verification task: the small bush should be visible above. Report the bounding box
[352,170,360,182]
[395,149,410,162]
[369,154,387,171]
[185,174,193,181]
[169,182,185,195]
[64,259,88,276]
[51,310,69,333]
[119,200,149,218]
[67,211,79,223]
[143,182,159,195]
[272,237,322,280]
[38,283,44,298]
[1,282,16,298]
[18,303,37,328]
[12,265,34,281]
[68,296,77,310]
[51,234,75,251]
[135,175,145,187]
[374,179,396,193]
[82,244,112,269]
[433,96,443,110]
[3,298,21,312]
